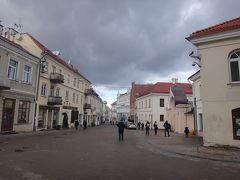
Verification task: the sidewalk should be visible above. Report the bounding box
[138,130,240,164]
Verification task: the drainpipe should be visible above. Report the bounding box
[33,59,40,132]
[33,52,47,131]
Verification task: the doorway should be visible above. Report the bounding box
[1,99,15,132]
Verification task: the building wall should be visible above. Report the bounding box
[116,92,130,121]
[197,37,240,147]
[0,36,39,132]
[137,93,169,129]
[14,33,91,130]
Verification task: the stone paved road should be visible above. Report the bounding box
[0,125,239,180]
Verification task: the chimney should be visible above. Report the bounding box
[171,78,178,84]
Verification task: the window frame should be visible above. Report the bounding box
[22,64,31,83]
[160,114,164,122]
[8,59,18,80]
[18,101,30,124]
[41,83,47,96]
[229,51,240,83]
[160,98,165,107]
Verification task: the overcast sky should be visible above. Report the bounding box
[1,0,240,106]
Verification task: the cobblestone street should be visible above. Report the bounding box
[0,125,240,180]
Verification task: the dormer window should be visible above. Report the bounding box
[229,51,240,82]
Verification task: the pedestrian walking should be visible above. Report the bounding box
[83,119,87,130]
[184,127,190,138]
[74,120,79,130]
[153,121,158,135]
[145,121,150,136]
[141,122,144,130]
[137,122,141,130]
[117,118,126,141]
[62,112,69,129]
[163,120,170,137]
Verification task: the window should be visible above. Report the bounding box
[8,59,18,80]
[76,94,79,104]
[232,108,240,140]
[74,78,76,87]
[77,80,80,88]
[59,69,62,74]
[198,113,203,131]
[81,95,83,104]
[160,115,164,122]
[149,99,151,108]
[56,87,60,97]
[52,65,56,73]
[145,100,147,108]
[66,90,69,101]
[41,83,47,96]
[229,51,240,82]
[18,101,30,124]
[73,93,76,103]
[160,99,164,107]
[67,74,70,83]
[22,65,31,83]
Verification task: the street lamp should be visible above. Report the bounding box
[189,51,201,67]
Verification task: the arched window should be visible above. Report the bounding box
[232,108,240,140]
[229,51,240,82]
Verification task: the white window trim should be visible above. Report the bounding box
[8,59,18,80]
[22,64,32,84]
[229,51,240,83]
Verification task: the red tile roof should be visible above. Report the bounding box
[188,17,240,38]
[25,33,91,83]
[136,82,192,98]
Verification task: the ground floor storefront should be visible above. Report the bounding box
[0,90,35,133]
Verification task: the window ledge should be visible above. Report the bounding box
[227,82,240,86]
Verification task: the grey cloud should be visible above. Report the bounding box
[1,0,240,88]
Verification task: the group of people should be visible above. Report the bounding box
[73,119,87,130]
[117,120,172,141]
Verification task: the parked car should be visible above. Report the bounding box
[126,122,137,129]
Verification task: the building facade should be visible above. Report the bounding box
[0,30,40,133]
[166,85,193,133]
[13,33,91,130]
[136,82,192,129]
[187,17,240,147]
[116,91,130,121]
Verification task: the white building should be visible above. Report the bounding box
[116,91,130,121]
[110,101,117,124]
[137,82,192,129]
[188,70,203,136]
[187,17,240,147]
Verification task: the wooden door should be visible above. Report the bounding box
[1,99,15,132]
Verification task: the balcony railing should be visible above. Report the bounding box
[0,74,10,90]
[50,73,64,83]
[48,96,62,105]
[84,103,91,109]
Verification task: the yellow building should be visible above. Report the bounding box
[14,33,91,130]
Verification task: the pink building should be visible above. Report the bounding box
[166,85,194,134]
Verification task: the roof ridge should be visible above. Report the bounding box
[26,33,91,83]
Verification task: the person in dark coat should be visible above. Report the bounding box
[163,120,170,137]
[117,119,126,141]
[153,121,158,135]
[74,120,79,130]
[141,122,144,130]
[184,127,190,138]
[145,121,150,136]
[137,122,141,130]
[62,112,69,129]
[83,119,87,130]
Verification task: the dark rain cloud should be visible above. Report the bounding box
[1,0,240,88]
